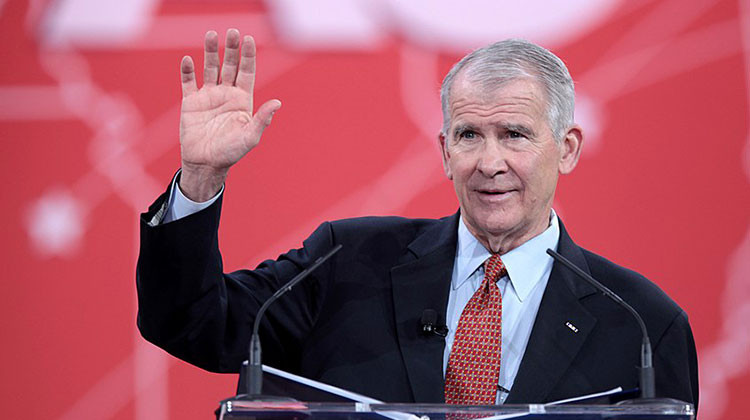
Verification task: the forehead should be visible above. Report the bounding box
[448,75,548,126]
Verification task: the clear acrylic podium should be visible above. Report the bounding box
[216,401,695,420]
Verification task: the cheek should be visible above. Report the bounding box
[457,167,479,189]
[448,156,475,182]
[522,160,559,199]
[512,159,546,190]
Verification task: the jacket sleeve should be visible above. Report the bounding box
[135,188,336,373]
[653,309,700,409]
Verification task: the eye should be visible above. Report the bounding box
[508,130,524,139]
[458,130,477,140]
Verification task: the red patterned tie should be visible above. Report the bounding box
[445,254,506,405]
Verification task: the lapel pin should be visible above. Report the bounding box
[565,321,579,333]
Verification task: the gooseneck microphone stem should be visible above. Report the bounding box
[247,333,262,396]
[245,244,343,397]
[546,249,655,399]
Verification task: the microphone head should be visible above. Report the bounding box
[421,309,437,325]
[421,309,437,333]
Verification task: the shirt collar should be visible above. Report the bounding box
[453,210,561,302]
[454,218,492,290]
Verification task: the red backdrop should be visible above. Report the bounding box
[1,0,748,419]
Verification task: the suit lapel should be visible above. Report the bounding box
[506,221,598,403]
[390,213,459,403]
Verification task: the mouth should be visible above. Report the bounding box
[474,188,516,202]
[477,189,513,195]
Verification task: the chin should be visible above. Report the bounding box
[475,214,521,238]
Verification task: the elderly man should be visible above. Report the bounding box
[136,29,698,406]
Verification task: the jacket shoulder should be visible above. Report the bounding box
[326,215,451,242]
[314,215,455,264]
[579,248,686,338]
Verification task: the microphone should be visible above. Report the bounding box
[420,309,449,337]
[240,243,343,400]
[545,248,657,400]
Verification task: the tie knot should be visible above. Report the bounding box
[485,254,506,283]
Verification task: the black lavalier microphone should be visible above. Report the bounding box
[234,244,343,400]
[420,309,449,337]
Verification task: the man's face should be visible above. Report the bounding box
[439,76,581,252]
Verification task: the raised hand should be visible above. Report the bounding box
[178,29,281,201]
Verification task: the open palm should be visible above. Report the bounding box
[179,29,281,201]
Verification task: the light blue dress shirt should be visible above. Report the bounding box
[445,214,560,403]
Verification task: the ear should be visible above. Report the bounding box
[558,125,583,175]
[438,132,453,179]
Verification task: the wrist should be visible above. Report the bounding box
[179,164,228,202]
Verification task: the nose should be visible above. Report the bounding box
[476,139,508,177]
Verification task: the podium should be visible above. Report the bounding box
[216,401,695,419]
[227,365,694,419]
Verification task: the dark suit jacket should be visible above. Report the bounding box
[137,191,698,406]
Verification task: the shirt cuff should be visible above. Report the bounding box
[162,170,224,223]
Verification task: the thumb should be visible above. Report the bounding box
[252,99,282,132]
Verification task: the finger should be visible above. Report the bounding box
[180,56,198,97]
[250,99,282,133]
[220,29,241,85]
[235,35,257,94]
[203,30,220,86]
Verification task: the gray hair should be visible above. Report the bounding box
[440,39,575,141]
